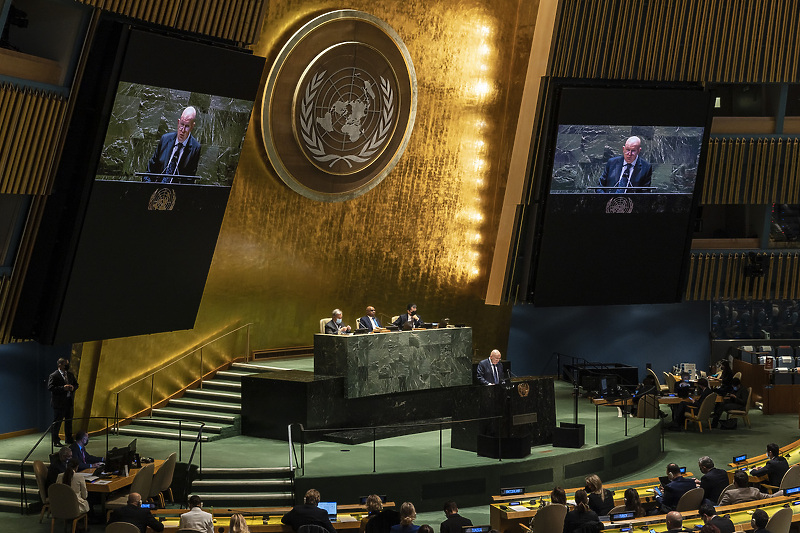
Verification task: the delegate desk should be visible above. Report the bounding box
[84,459,165,494]
[314,327,473,398]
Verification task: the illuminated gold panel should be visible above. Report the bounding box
[81,0,542,423]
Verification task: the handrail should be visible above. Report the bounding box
[114,323,252,431]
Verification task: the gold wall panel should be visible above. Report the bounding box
[685,252,800,300]
[551,0,800,82]
[702,137,800,204]
[82,0,542,422]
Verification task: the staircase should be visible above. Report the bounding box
[117,361,281,442]
[0,459,36,513]
[191,466,295,508]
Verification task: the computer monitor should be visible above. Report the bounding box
[318,502,337,521]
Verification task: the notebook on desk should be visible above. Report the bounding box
[319,501,337,522]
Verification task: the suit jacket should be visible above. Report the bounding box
[359,315,381,330]
[281,504,336,533]
[659,476,697,510]
[752,456,790,486]
[700,467,730,503]
[365,509,401,533]
[598,156,653,192]
[562,509,599,533]
[476,358,502,385]
[179,507,214,533]
[707,515,735,533]
[48,369,78,409]
[146,132,201,181]
[718,486,769,506]
[440,513,472,533]
[587,490,615,516]
[324,320,343,334]
[393,313,423,329]
[722,386,748,409]
[110,503,165,533]
[69,442,103,470]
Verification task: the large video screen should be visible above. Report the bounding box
[529,85,712,307]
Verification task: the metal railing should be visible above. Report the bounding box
[113,323,252,431]
[18,416,204,514]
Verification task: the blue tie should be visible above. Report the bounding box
[164,144,183,180]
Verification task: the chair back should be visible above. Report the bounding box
[717,483,734,503]
[607,505,626,515]
[299,525,331,533]
[391,316,400,325]
[675,487,704,512]
[732,371,742,381]
[664,372,677,392]
[32,460,48,503]
[150,452,177,498]
[106,522,142,533]
[531,503,567,533]
[636,394,660,418]
[48,482,82,520]
[130,462,155,500]
[765,506,792,533]
[780,465,800,490]
[319,318,329,334]
[695,393,717,421]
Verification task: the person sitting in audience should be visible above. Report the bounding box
[440,500,472,533]
[657,463,697,513]
[69,430,103,470]
[699,525,721,533]
[282,489,336,533]
[563,490,600,533]
[673,377,713,429]
[55,459,89,514]
[665,511,685,533]
[418,525,434,533]
[630,375,658,416]
[698,503,734,533]
[230,513,250,533]
[584,474,615,516]
[180,495,214,533]
[390,502,420,533]
[750,508,771,533]
[363,494,400,533]
[711,377,748,428]
[718,470,771,505]
[46,446,72,492]
[550,486,567,505]
[108,492,164,533]
[751,443,790,487]
[697,456,729,504]
[716,360,734,395]
[622,488,645,518]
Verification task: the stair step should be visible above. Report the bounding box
[0,459,33,470]
[152,408,237,423]
[0,472,35,486]
[202,380,241,390]
[201,492,295,501]
[169,398,241,413]
[131,418,229,433]
[185,389,242,401]
[192,479,292,488]
[0,498,22,511]
[115,427,211,442]
[201,467,293,476]
[230,362,278,372]
[215,370,256,380]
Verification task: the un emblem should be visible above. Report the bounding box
[262,11,416,202]
[148,188,176,211]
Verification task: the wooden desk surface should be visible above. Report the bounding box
[159,513,365,532]
[84,459,164,493]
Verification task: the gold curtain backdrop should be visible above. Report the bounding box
[80,0,544,425]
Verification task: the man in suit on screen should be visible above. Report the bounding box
[145,106,201,183]
[477,349,503,385]
[598,135,653,193]
[359,306,381,330]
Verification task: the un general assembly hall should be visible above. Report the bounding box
[3,1,800,532]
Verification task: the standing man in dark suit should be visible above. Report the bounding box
[697,456,729,504]
[440,501,472,533]
[393,303,423,329]
[108,492,164,533]
[48,358,78,447]
[324,309,351,335]
[477,350,503,386]
[751,442,790,486]
[145,106,202,183]
[598,136,653,193]
[359,306,381,330]
[657,463,697,512]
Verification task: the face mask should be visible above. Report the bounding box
[64,364,70,371]
[335,318,342,325]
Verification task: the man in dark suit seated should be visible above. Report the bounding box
[671,377,713,430]
[440,500,472,533]
[46,447,72,493]
[363,494,400,533]
[393,303,423,330]
[750,508,770,533]
[697,456,729,504]
[358,306,381,330]
[751,442,790,487]
[324,309,351,335]
[710,377,748,428]
[108,492,164,533]
[281,489,336,533]
[698,503,734,533]
[70,431,103,471]
[664,511,686,533]
[145,106,202,183]
[598,136,653,193]
[657,463,697,513]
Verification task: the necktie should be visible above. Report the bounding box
[492,364,498,384]
[164,143,183,179]
[371,317,378,328]
[618,163,631,189]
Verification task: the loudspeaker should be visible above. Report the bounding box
[552,422,585,448]
[476,433,532,458]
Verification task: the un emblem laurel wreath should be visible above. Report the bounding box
[300,70,394,168]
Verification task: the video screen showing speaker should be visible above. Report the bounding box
[13,19,265,344]
[531,85,713,306]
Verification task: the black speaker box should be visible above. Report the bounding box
[552,422,585,448]
[476,433,532,459]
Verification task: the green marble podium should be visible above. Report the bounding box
[313,327,473,398]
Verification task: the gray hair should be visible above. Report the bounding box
[698,456,714,469]
[332,309,342,318]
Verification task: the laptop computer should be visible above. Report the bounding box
[318,501,337,522]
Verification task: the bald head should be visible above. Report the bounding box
[128,492,142,506]
[623,136,642,164]
[176,106,197,143]
[489,350,501,364]
[665,511,682,529]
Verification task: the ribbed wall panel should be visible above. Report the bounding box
[76,0,268,45]
[685,252,800,300]
[551,0,800,82]
[702,138,800,204]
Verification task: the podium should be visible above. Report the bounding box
[450,377,555,458]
